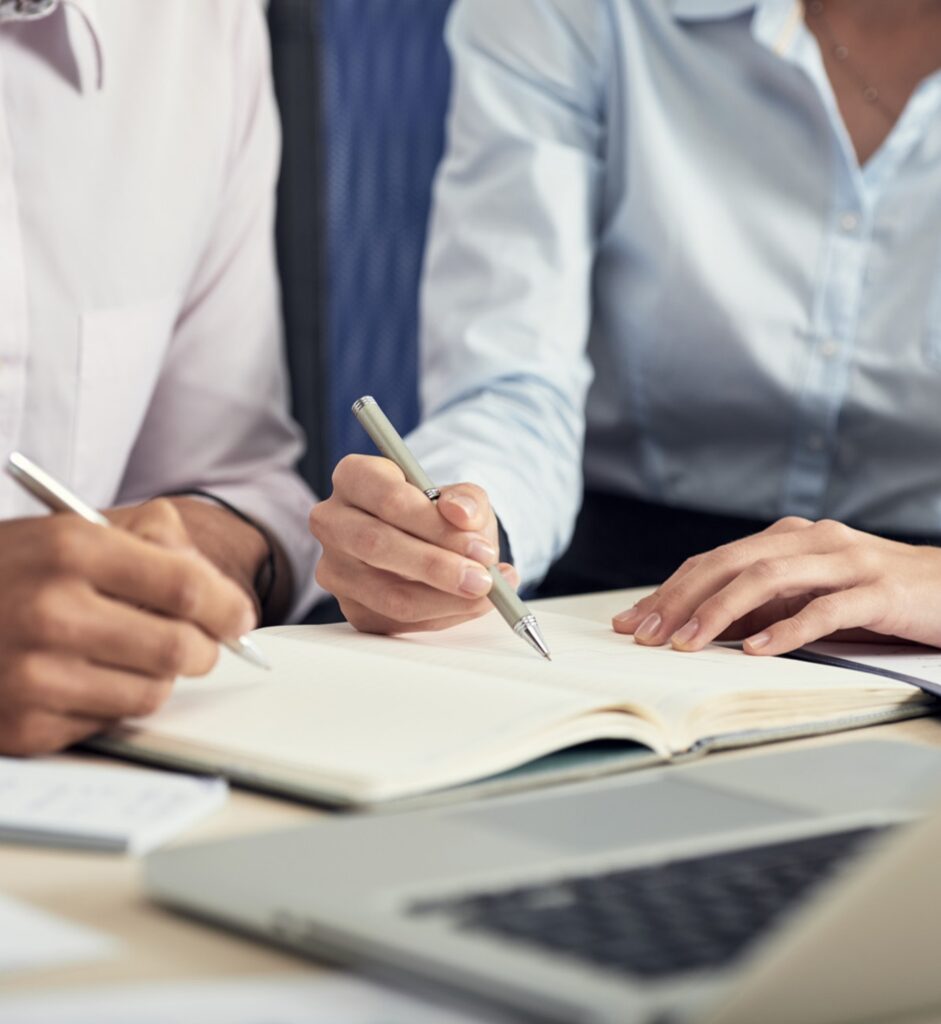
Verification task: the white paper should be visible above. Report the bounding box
[0,893,115,976]
[0,974,502,1024]
[0,756,227,853]
[803,641,941,691]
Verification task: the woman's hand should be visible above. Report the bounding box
[310,455,517,634]
[612,517,941,656]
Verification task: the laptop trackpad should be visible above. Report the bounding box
[478,778,808,854]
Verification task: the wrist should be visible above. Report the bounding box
[164,496,269,623]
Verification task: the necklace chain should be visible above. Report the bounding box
[805,0,899,123]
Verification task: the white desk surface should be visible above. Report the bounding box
[4,587,941,1010]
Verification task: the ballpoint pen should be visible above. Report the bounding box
[5,451,271,671]
[352,396,551,661]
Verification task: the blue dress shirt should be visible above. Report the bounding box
[406,0,941,586]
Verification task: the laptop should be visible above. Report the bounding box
[145,740,941,1023]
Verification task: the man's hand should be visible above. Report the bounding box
[612,516,941,656]
[0,499,257,756]
[310,454,518,633]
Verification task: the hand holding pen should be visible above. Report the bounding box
[0,453,267,757]
[309,397,550,659]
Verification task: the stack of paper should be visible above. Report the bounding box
[0,756,227,854]
[0,894,114,976]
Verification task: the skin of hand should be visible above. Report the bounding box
[0,499,258,756]
[612,516,941,657]
[309,454,519,634]
[158,497,293,626]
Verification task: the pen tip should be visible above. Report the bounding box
[517,619,551,661]
[233,636,272,671]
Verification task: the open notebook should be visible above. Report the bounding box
[89,610,937,807]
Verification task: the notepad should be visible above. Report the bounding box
[0,893,115,975]
[87,609,938,807]
[0,975,494,1023]
[0,757,227,853]
[796,641,941,697]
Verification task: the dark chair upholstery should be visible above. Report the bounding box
[268,0,329,500]
[267,0,456,619]
[321,0,455,475]
[268,0,455,502]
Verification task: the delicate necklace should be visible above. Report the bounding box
[805,0,899,123]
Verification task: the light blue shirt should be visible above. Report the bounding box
[406,0,941,586]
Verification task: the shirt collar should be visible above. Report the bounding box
[669,0,805,57]
[669,0,756,19]
[0,0,103,92]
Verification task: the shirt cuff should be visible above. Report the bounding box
[495,514,514,566]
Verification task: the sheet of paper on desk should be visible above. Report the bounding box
[0,893,115,976]
[0,975,504,1024]
[798,642,941,699]
[0,756,227,854]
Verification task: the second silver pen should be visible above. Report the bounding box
[351,396,551,661]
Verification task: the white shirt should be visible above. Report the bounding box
[0,0,321,616]
[408,0,941,586]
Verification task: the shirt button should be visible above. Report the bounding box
[820,339,840,359]
[807,433,825,452]
[0,0,57,21]
[839,212,859,233]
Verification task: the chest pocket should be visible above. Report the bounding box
[72,296,180,505]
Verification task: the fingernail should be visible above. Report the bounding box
[746,631,771,651]
[238,605,258,636]
[634,612,662,643]
[445,493,478,519]
[467,538,498,565]
[672,618,700,647]
[460,565,492,597]
[613,606,643,627]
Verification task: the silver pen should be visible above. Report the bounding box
[5,451,271,671]
[352,396,551,661]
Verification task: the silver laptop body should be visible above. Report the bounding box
[145,740,941,1023]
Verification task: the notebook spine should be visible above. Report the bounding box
[680,702,934,761]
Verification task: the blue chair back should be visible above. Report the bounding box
[322,0,455,471]
[264,0,456,614]
[269,0,455,498]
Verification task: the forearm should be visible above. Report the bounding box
[167,496,294,626]
[407,0,604,585]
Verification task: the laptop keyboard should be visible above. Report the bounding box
[409,826,883,980]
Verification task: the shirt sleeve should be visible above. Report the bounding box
[115,0,323,620]
[406,0,608,587]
